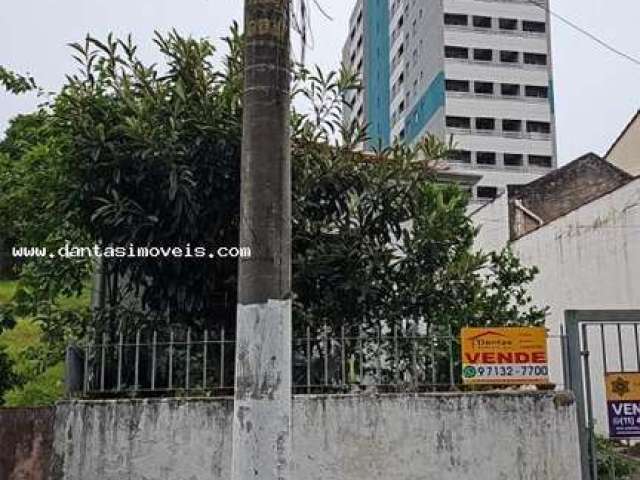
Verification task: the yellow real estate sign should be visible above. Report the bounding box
[461,327,549,384]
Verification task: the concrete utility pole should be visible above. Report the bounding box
[232,1,292,480]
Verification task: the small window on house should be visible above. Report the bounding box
[476,152,497,165]
[445,46,469,59]
[473,48,493,61]
[473,16,492,28]
[444,13,468,26]
[476,118,495,130]
[524,53,547,65]
[500,50,519,63]
[502,119,522,132]
[357,36,363,49]
[350,28,356,41]
[397,15,404,28]
[449,150,472,163]
[499,18,518,30]
[446,79,470,92]
[523,21,546,33]
[529,155,553,168]
[525,85,549,98]
[504,153,524,166]
[501,83,520,96]
[477,186,499,199]
[474,81,494,94]
[398,100,405,113]
[399,129,406,140]
[446,116,471,129]
[526,121,551,134]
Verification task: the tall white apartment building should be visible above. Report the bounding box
[342,0,558,200]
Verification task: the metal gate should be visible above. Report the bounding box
[566,310,640,480]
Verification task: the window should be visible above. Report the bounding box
[499,18,518,30]
[446,116,471,129]
[476,118,495,130]
[397,15,404,28]
[449,150,472,163]
[473,48,493,61]
[445,46,469,59]
[526,121,551,134]
[398,100,405,113]
[444,13,468,26]
[525,85,549,98]
[523,21,546,33]
[445,79,470,92]
[500,50,519,63]
[529,155,553,168]
[504,153,524,166]
[476,152,497,165]
[524,53,547,65]
[501,83,520,96]
[502,119,522,132]
[477,186,498,199]
[473,16,492,28]
[474,81,494,94]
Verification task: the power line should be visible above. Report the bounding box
[526,0,640,67]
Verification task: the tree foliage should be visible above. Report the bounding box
[0,27,546,354]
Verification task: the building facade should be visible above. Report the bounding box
[343,0,558,200]
[606,109,640,177]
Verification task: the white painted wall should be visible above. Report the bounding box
[52,393,582,480]
[472,178,640,432]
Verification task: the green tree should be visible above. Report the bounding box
[0,29,546,392]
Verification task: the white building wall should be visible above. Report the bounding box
[473,178,640,432]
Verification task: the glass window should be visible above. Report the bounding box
[501,83,520,96]
[445,46,469,59]
[444,13,468,26]
[504,153,524,166]
[476,152,497,165]
[529,155,553,168]
[502,119,522,132]
[477,186,498,199]
[523,21,546,33]
[526,121,551,134]
[473,16,492,28]
[446,116,471,129]
[499,18,518,30]
[476,118,496,130]
[473,49,493,61]
[524,53,547,65]
[525,85,549,98]
[474,82,494,94]
[500,50,519,63]
[445,79,470,92]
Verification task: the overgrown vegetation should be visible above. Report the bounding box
[0,26,547,401]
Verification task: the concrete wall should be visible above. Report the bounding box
[0,407,55,480]
[50,392,582,480]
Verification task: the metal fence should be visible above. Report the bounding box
[77,325,570,397]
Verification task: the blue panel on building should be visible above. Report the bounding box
[365,0,390,149]
[405,71,445,144]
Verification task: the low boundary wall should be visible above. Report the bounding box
[0,392,583,479]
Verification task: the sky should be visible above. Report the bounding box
[1,0,639,164]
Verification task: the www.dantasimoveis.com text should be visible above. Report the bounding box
[11,244,252,260]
